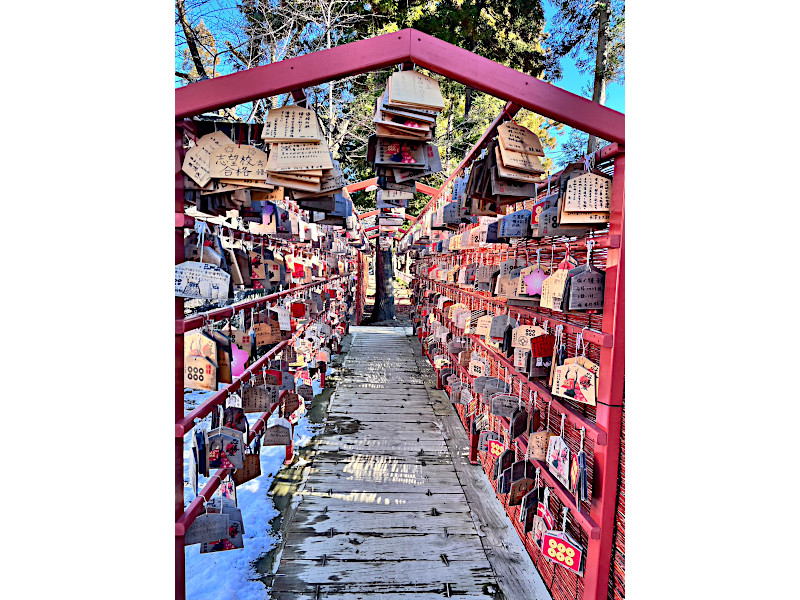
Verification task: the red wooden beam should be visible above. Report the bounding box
[176,30,413,119]
[344,178,378,193]
[410,31,623,143]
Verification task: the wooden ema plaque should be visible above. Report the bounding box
[546,434,571,489]
[475,315,494,338]
[283,392,301,414]
[498,141,546,174]
[242,384,279,413]
[497,121,545,156]
[459,388,472,407]
[387,70,445,110]
[184,513,230,546]
[184,355,216,391]
[231,453,261,486]
[552,363,597,406]
[512,325,546,348]
[530,334,556,358]
[268,140,334,172]
[209,144,270,179]
[490,394,519,419]
[563,172,611,212]
[526,430,553,461]
[200,501,245,553]
[494,146,541,182]
[568,268,605,311]
[182,131,234,187]
[498,210,532,238]
[212,331,233,385]
[511,410,528,439]
[514,347,530,370]
[261,105,322,143]
[175,262,230,300]
[542,531,584,575]
[478,430,501,452]
[208,427,244,469]
[487,439,505,458]
[376,139,427,167]
[540,269,569,311]
[263,418,292,446]
[253,322,281,346]
[509,460,537,506]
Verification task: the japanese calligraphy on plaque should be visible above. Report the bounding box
[563,173,611,212]
[268,141,334,172]
[497,121,545,156]
[209,144,270,179]
[568,269,605,311]
[182,131,234,187]
[175,262,230,300]
[261,105,322,142]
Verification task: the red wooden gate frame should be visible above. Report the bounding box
[176,27,624,600]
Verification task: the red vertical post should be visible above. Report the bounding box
[468,418,480,465]
[175,123,187,600]
[583,152,625,600]
[284,440,294,465]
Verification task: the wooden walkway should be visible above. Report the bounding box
[270,326,551,600]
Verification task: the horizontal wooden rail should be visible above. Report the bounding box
[175,400,279,536]
[424,304,606,446]
[421,278,612,348]
[178,275,346,333]
[176,308,331,436]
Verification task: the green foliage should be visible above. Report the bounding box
[545,0,625,84]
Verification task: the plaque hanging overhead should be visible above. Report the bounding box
[261,105,323,143]
[497,121,545,156]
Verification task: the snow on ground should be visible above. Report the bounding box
[182,365,334,600]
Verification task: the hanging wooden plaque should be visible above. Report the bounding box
[512,325,546,348]
[184,513,230,546]
[494,146,541,182]
[563,172,611,212]
[542,531,585,575]
[212,331,233,385]
[530,334,556,358]
[546,435,571,489]
[497,121,545,156]
[526,430,553,461]
[283,392,301,414]
[261,105,323,143]
[478,430,501,452]
[209,144,270,179]
[487,439,505,458]
[568,268,605,311]
[253,322,281,346]
[498,142,546,174]
[268,140,334,172]
[184,355,217,391]
[514,347,530,370]
[175,262,230,300]
[242,384,279,413]
[552,363,597,406]
[262,418,292,446]
[468,359,489,377]
[490,394,519,419]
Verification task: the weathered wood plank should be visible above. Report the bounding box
[288,507,478,535]
[269,559,495,589]
[281,532,486,561]
[298,491,470,512]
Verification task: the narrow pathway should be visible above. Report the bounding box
[270,326,550,599]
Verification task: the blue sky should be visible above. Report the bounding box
[541,1,625,161]
[176,1,624,159]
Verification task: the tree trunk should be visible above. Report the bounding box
[587,3,610,155]
[368,248,395,322]
[177,0,208,79]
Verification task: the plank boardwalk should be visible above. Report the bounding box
[270,326,551,600]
